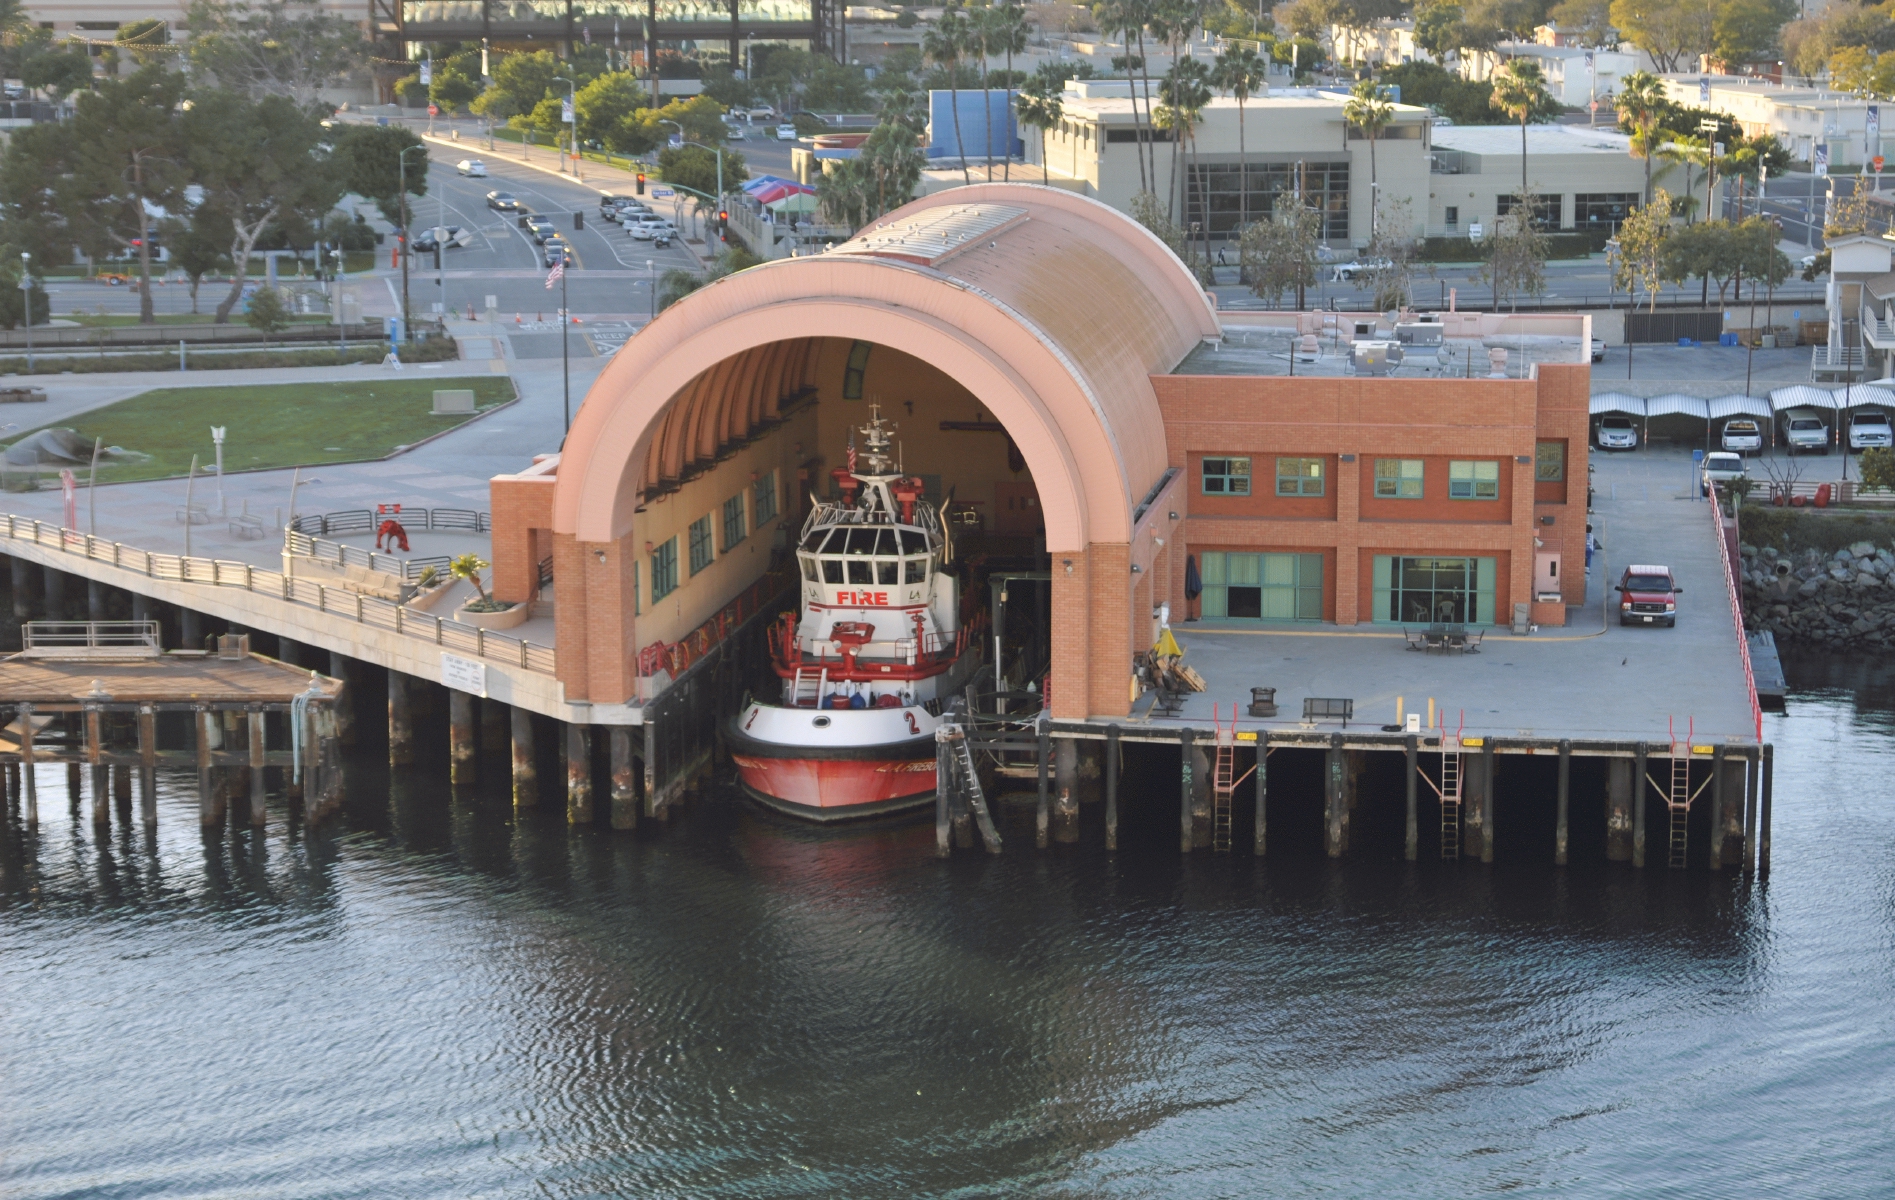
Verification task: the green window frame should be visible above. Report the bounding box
[842,340,872,399]
[1201,456,1251,495]
[1536,440,1565,482]
[753,470,778,524]
[1371,555,1497,625]
[650,538,678,602]
[1374,458,1424,498]
[1198,551,1324,620]
[722,492,747,551]
[1448,460,1500,499]
[1276,457,1325,496]
[688,514,715,575]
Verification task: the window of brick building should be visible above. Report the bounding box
[1535,441,1565,482]
[1448,460,1499,499]
[1374,458,1424,498]
[689,514,715,574]
[1199,552,1323,620]
[753,470,778,524]
[1276,457,1325,496]
[650,538,679,601]
[722,493,747,551]
[1201,456,1251,495]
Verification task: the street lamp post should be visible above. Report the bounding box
[398,144,427,345]
[210,425,226,515]
[659,120,725,232]
[332,248,346,350]
[18,252,31,373]
[553,75,579,179]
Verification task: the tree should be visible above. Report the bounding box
[449,553,493,604]
[1608,0,1716,73]
[1240,194,1324,308]
[1343,78,1395,217]
[923,10,972,186]
[429,63,481,114]
[859,121,924,219]
[185,90,343,324]
[1213,46,1269,236]
[0,256,48,331]
[1859,446,1895,492]
[657,144,746,196]
[334,123,427,226]
[878,82,928,136]
[994,3,1030,180]
[473,49,562,124]
[1154,57,1210,227]
[1714,0,1796,67]
[969,5,1001,177]
[570,71,647,147]
[162,209,234,314]
[183,0,367,103]
[1480,211,1548,310]
[1547,0,1616,47]
[1097,0,1158,189]
[114,18,172,66]
[1014,71,1064,184]
[1490,58,1552,220]
[1130,189,1210,283]
[1615,69,1666,205]
[1363,193,1418,311]
[818,157,871,229]
[618,96,730,155]
[244,286,289,334]
[16,39,93,99]
[1612,186,1674,312]
[1413,0,1470,60]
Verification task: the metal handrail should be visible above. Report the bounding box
[0,513,555,676]
[22,619,161,650]
[1713,498,1763,743]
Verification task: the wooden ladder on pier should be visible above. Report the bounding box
[1209,705,1255,853]
[791,666,826,707]
[947,726,1003,852]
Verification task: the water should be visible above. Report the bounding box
[4,656,1893,1199]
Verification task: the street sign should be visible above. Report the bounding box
[1815,143,1830,177]
[561,97,574,123]
[653,187,675,198]
[1878,156,1887,173]
[419,59,431,86]
[441,653,487,696]
[1699,78,1710,103]
[427,104,438,116]
[667,135,683,149]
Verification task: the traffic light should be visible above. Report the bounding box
[718,209,729,227]
[574,210,584,230]
[635,172,646,195]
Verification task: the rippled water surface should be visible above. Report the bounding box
[4,654,1893,1198]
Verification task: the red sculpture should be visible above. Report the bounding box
[376,519,410,552]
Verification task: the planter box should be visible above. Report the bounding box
[457,601,526,630]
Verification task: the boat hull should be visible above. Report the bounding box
[725,704,938,822]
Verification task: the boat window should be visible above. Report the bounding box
[848,559,873,584]
[800,555,817,580]
[905,556,928,583]
[822,558,843,584]
[878,558,899,585]
[813,528,843,553]
[847,528,879,555]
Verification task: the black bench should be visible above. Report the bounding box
[1302,697,1354,727]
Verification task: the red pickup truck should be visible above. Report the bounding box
[1616,564,1682,627]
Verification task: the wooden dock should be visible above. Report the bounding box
[0,622,342,829]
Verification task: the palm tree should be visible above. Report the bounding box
[1212,46,1269,238]
[994,3,1030,181]
[969,4,999,179]
[1157,58,1211,237]
[878,83,927,136]
[450,553,494,605]
[1095,0,1152,193]
[1490,58,1552,228]
[1615,70,1666,207]
[923,9,971,186]
[1016,69,1064,184]
[1343,78,1393,236]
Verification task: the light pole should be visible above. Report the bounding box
[398,143,427,344]
[553,75,579,179]
[210,425,226,515]
[332,248,346,350]
[18,252,31,373]
[659,120,725,225]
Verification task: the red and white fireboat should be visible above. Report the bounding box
[727,408,983,821]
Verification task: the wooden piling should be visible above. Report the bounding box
[1253,731,1268,857]
[10,556,29,620]
[19,702,35,826]
[1404,734,1418,861]
[327,653,355,744]
[1053,736,1078,844]
[1035,717,1050,850]
[113,759,131,806]
[1324,735,1346,858]
[137,704,156,827]
[510,705,537,809]
[565,723,593,824]
[247,707,266,827]
[1743,747,1760,873]
[1759,744,1773,876]
[1605,757,1633,861]
[1632,742,1648,869]
[1480,740,1496,863]
[1555,740,1571,866]
[935,730,950,857]
[448,689,476,786]
[1179,727,1195,854]
[195,706,215,826]
[85,705,106,827]
[609,726,638,831]
[387,671,413,766]
[1709,745,1727,870]
[1105,723,1120,852]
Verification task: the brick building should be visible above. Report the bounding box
[490,184,1590,721]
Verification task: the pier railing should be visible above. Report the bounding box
[0,514,556,677]
[1713,499,1764,743]
[289,507,491,536]
[283,529,453,582]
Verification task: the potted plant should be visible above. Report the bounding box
[452,553,528,630]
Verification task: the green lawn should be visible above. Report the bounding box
[6,376,516,483]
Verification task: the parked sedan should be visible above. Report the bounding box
[485,191,519,211]
[776,123,798,141]
[1596,415,1638,451]
[456,158,488,177]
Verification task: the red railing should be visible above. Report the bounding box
[636,567,796,680]
[769,607,988,675]
[1711,497,1764,743]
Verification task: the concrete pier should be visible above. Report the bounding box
[449,690,476,785]
[609,726,637,831]
[566,723,592,824]
[388,671,413,766]
[328,652,354,744]
[510,705,536,809]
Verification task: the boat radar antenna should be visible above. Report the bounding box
[856,404,898,477]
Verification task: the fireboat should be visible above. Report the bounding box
[726,407,984,821]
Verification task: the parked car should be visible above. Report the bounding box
[727,124,748,140]
[598,193,628,213]
[1848,410,1893,449]
[1590,337,1606,362]
[526,216,558,243]
[748,105,778,121]
[455,158,487,177]
[1784,413,1831,454]
[1596,415,1638,451]
[1616,564,1681,627]
[628,217,676,241]
[1330,258,1393,282]
[1700,450,1748,496]
[1720,418,1764,453]
[485,191,519,212]
[610,200,649,222]
[776,123,798,141]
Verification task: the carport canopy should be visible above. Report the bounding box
[1645,393,1710,420]
[1590,392,1646,415]
[1770,385,1838,412]
[1708,394,1772,420]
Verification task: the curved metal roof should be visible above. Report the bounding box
[1707,394,1772,419]
[1590,391,1645,415]
[1770,384,1838,411]
[1645,393,1710,419]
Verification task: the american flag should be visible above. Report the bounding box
[545,259,564,289]
[846,431,856,474]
